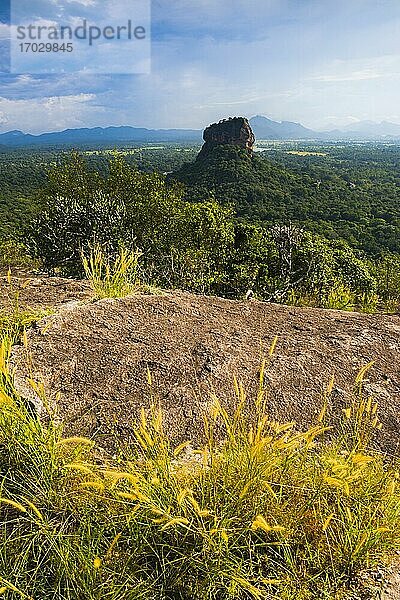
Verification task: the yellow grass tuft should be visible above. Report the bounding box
[0,340,399,599]
[82,244,151,299]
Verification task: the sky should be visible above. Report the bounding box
[0,0,400,134]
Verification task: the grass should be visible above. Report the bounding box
[0,331,399,599]
[3,237,396,316]
[286,284,397,315]
[0,241,39,273]
[82,245,157,300]
[0,270,52,344]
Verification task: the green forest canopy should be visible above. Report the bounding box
[1,141,400,309]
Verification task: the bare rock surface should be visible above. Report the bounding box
[380,559,400,599]
[9,289,400,457]
[6,282,400,596]
[0,275,92,312]
[197,116,255,160]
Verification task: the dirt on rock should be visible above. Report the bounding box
[9,284,400,458]
[0,275,93,312]
[381,559,400,600]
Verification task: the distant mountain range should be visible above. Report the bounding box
[0,126,203,148]
[249,116,400,141]
[1,116,400,148]
[250,116,319,140]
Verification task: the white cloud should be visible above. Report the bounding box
[309,55,400,83]
[0,92,97,133]
[2,0,400,132]
[0,23,10,39]
[311,70,384,82]
[64,0,97,5]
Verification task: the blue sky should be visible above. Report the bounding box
[0,0,400,133]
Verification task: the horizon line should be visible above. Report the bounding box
[2,115,400,138]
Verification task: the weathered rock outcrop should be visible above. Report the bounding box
[0,275,92,311]
[10,288,400,456]
[197,116,255,160]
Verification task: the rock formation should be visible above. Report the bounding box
[197,116,255,160]
[9,285,400,456]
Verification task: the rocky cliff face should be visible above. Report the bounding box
[197,117,255,160]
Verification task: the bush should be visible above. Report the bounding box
[0,240,39,272]
[26,153,235,290]
[225,223,377,305]
[370,253,400,312]
[27,152,383,311]
[27,191,130,276]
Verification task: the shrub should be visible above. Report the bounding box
[0,240,39,272]
[26,152,384,311]
[225,223,377,305]
[370,253,400,312]
[27,191,129,276]
[26,153,235,289]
